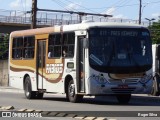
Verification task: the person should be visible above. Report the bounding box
[48,51,51,58]
[62,49,67,57]
[24,43,29,58]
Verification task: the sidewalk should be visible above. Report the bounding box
[0,86,23,93]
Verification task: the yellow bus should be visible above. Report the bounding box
[9,22,153,104]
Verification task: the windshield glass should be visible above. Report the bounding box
[89,28,152,73]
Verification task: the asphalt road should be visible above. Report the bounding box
[1,90,160,120]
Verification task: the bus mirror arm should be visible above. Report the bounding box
[83,38,89,48]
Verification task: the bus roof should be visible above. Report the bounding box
[10,22,145,37]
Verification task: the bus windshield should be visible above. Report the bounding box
[89,28,152,73]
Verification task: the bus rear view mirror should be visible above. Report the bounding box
[83,38,89,48]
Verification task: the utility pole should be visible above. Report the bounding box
[139,0,142,24]
[31,0,37,29]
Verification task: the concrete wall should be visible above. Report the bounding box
[0,60,8,86]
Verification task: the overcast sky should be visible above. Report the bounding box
[0,0,159,21]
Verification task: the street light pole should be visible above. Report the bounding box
[139,0,142,24]
[145,18,155,26]
[31,0,37,29]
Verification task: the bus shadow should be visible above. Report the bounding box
[80,95,160,106]
[43,97,68,102]
[41,94,160,106]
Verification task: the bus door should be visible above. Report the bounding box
[37,40,46,90]
[78,37,85,92]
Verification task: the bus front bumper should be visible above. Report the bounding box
[89,79,153,95]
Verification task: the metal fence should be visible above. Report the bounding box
[0,9,149,26]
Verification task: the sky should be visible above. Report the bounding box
[0,0,160,22]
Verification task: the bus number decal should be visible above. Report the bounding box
[46,64,63,74]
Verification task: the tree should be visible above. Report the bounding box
[149,18,160,44]
[0,33,9,59]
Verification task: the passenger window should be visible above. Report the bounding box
[12,36,35,59]
[12,37,23,59]
[48,32,75,58]
[23,36,35,58]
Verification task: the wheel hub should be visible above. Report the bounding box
[69,84,75,97]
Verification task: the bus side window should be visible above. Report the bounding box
[54,46,61,58]
[48,32,75,58]
[12,37,23,59]
[62,32,75,58]
[48,34,61,58]
[23,36,35,59]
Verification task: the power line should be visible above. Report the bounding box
[104,0,131,14]
[51,0,70,11]
[63,0,97,13]
[51,0,98,14]
[74,0,160,11]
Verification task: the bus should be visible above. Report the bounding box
[9,22,153,104]
[151,44,160,96]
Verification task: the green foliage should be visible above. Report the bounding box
[0,33,9,59]
[148,19,160,44]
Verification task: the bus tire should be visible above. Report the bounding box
[151,76,160,96]
[67,80,83,103]
[116,94,131,104]
[24,76,36,99]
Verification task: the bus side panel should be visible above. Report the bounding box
[9,70,37,90]
[9,70,24,89]
[9,59,37,90]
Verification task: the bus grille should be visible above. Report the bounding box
[109,79,139,84]
[111,87,136,94]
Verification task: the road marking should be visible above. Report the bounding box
[84,116,97,120]
[65,114,77,118]
[74,115,86,119]
[41,111,50,115]
[95,117,108,120]
[0,106,14,110]
[25,109,35,112]
[0,106,117,120]
[56,112,67,117]
[48,112,59,116]
[17,108,27,111]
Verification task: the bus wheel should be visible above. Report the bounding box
[116,94,131,104]
[67,80,83,103]
[24,76,35,99]
[151,77,160,96]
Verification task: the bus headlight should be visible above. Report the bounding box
[140,74,152,84]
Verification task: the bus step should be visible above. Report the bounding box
[77,93,85,95]
[38,89,46,93]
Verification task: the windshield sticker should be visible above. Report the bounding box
[90,54,103,65]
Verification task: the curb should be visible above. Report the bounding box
[0,87,23,93]
[0,106,115,120]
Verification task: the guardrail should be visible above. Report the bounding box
[0,10,149,26]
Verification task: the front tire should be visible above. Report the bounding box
[24,76,35,99]
[67,80,83,103]
[151,76,160,96]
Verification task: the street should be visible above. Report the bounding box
[0,89,160,120]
